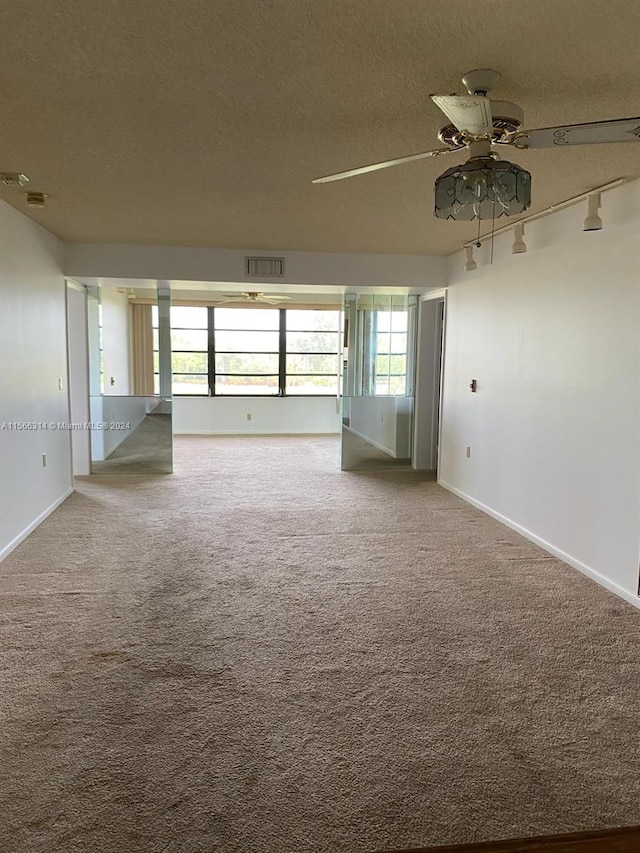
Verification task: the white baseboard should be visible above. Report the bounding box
[438,479,640,610]
[0,487,75,562]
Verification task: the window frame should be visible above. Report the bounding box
[360,306,410,397]
[153,306,341,397]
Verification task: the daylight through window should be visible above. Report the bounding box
[152,306,341,396]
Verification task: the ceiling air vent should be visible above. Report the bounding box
[0,172,29,186]
[245,256,285,278]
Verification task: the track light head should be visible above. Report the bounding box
[583,193,603,231]
[511,223,527,253]
[464,246,477,271]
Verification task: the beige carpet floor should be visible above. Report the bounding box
[1,435,638,853]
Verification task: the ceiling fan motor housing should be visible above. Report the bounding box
[461,68,502,96]
[438,100,525,147]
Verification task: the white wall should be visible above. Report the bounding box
[440,179,640,606]
[64,243,446,289]
[0,201,72,559]
[100,286,131,395]
[174,396,340,435]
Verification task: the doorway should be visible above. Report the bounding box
[412,292,446,473]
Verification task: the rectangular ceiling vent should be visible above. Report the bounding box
[0,172,29,186]
[245,256,285,278]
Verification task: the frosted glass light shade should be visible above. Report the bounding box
[435,156,532,221]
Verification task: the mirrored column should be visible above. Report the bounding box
[88,282,173,474]
[341,293,417,471]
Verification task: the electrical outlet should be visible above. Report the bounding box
[58,377,63,391]
[42,453,47,467]
[246,413,252,421]
[465,446,471,459]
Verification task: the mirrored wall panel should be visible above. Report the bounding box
[341,293,417,471]
[88,283,173,474]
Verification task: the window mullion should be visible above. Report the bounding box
[278,309,286,396]
[208,306,216,397]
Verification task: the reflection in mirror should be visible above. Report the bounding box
[90,398,172,474]
[341,293,417,471]
[88,283,173,474]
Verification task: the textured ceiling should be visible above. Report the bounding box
[1,0,639,255]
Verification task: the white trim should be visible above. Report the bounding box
[0,488,74,562]
[438,479,640,610]
[412,295,446,471]
[420,288,447,301]
[436,296,447,477]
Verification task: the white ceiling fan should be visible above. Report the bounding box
[313,70,640,220]
[212,291,292,305]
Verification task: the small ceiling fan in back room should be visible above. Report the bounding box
[212,292,292,305]
[312,69,640,221]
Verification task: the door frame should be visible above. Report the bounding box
[65,279,92,476]
[412,289,447,472]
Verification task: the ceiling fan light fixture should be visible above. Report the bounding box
[511,223,527,253]
[583,193,603,231]
[434,156,532,221]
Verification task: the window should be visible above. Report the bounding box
[356,298,410,397]
[374,308,408,395]
[151,306,340,396]
[214,308,280,395]
[286,310,341,395]
[171,306,208,395]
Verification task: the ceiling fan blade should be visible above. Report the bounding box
[312,147,455,184]
[514,116,640,148]
[430,94,493,136]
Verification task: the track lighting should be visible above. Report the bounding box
[457,179,620,269]
[464,246,477,271]
[583,193,603,231]
[511,223,527,253]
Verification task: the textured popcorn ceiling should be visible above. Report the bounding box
[0,0,639,255]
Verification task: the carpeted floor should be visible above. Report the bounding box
[1,435,638,853]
